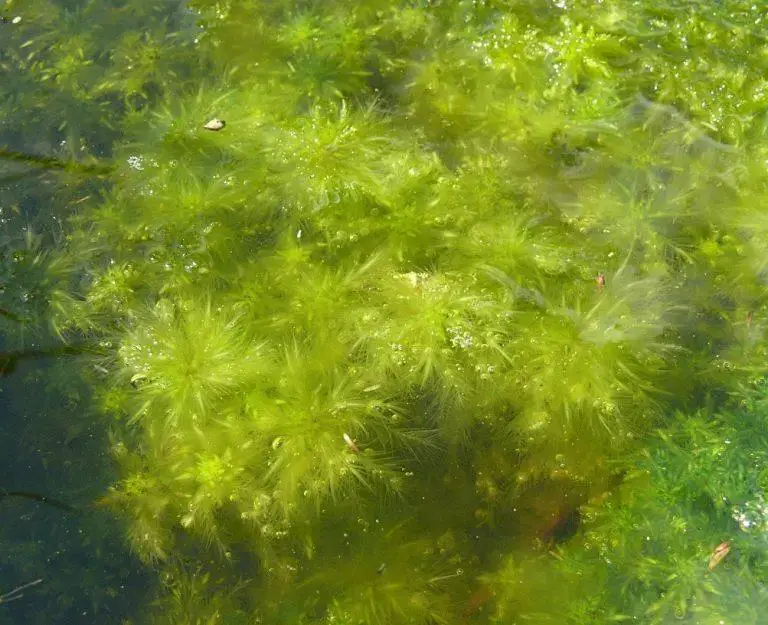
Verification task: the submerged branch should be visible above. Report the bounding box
[0,490,78,514]
[0,147,113,177]
[0,578,44,605]
[0,343,96,377]
[0,307,25,323]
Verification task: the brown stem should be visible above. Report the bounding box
[0,490,77,513]
[0,307,24,323]
[0,147,113,176]
[0,343,94,376]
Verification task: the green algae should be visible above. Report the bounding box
[3,0,768,623]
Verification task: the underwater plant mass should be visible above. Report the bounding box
[4,0,768,622]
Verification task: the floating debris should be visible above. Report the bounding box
[596,272,606,293]
[707,541,730,571]
[343,432,360,454]
[203,118,226,131]
[0,578,43,604]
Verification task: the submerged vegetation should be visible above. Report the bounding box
[3,0,768,622]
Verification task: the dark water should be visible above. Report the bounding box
[0,4,186,622]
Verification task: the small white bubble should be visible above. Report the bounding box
[127,155,144,171]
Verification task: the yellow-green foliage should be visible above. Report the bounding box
[8,0,768,623]
[73,0,768,616]
[119,299,267,426]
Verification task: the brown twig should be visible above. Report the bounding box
[0,490,78,513]
[0,343,94,376]
[0,307,25,323]
[0,147,113,176]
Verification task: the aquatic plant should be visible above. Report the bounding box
[489,380,768,624]
[117,298,268,426]
[6,0,768,624]
[146,561,253,625]
[75,0,768,618]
